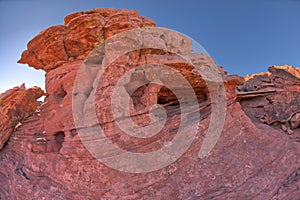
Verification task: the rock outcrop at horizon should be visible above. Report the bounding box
[0,8,299,200]
[0,84,43,150]
[238,65,300,135]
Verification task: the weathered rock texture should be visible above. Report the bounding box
[238,65,300,134]
[0,8,299,200]
[0,84,43,150]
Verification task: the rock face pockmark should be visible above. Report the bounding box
[0,8,299,200]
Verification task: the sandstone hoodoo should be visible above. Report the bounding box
[1,8,299,199]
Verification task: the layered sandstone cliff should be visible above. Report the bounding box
[0,8,299,200]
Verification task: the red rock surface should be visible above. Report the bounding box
[18,8,155,72]
[0,8,299,199]
[0,84,43,150]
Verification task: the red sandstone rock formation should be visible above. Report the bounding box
[0,84,43,150]
[0,8,299,199]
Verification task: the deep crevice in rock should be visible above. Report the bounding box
[54,85,67,101]
[54,131,65,150]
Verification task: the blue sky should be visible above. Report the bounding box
[0,0,299,93]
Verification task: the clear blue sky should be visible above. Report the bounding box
[0,0,299,93]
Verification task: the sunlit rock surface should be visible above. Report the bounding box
[0,8,299,200]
